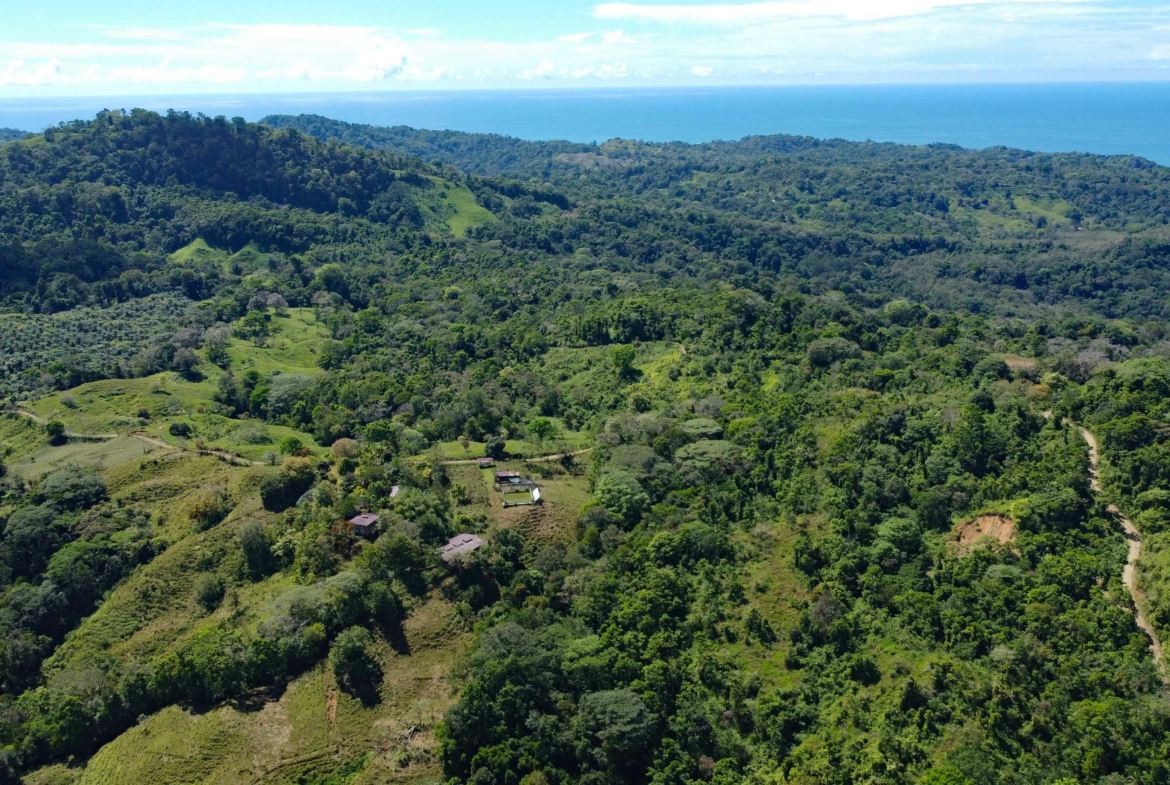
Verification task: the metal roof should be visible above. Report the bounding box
[349,513,380,527]
[441,533,486,562]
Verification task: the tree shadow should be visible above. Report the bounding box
[226,682,290,714]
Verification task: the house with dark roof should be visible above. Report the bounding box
[442,533,486,564]
[348,512,380,537]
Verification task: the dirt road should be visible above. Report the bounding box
[1077,425,1166,678]
[8,407,263,467]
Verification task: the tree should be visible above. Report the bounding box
[2,506,66,578]
[527,417,557,444]
[611,345,637,379]
[330,626,382,698]
[38,466,107,510]
[313,264,350,298]
[238,521,274,578]
[574,689,655,779]
[45,419,66,444]
[485,434,507,460]
[195,575,225,612]
[594,471,650,527]
[260,458,316,512]
[171,347,200,378]
[280,436,304,456]
[921,768,974,785]
[234,311,272,346]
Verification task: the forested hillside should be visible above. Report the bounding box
[0,110,1168,785]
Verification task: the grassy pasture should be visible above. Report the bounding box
[12,435,161,479]
[19,307,329,460]
[440,182,495,238]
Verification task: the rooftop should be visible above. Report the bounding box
[349,513,380,528]
[442,533,486,563]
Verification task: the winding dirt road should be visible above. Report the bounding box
[1077,425,1167,678]
[7,408,263,467]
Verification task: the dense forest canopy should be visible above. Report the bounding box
[0,110,1168,785]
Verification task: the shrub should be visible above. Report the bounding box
[330,626,382,696]
[38,466,107,510]
[195,574,225,612]
[169,422,192,438]
[485,434,507,460]
[259,457,316,512]
[330,438,359,460]
[239,521,274,578]
[187,488,233,531]
[45,420,66,444]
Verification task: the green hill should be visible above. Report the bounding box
[0,110,1169,785]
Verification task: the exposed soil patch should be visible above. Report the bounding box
[1003,355,1038,371]
[956,514,1017,554]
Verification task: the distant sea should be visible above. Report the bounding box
[2,83,1168,164]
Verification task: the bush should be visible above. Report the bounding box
[239,521,274,578]
[169,422,192,438]
[485,434,507,460]
[38,466,107,510]
[330,626,382,696]
[330,438,359,460]
[260,457,316,512]
[187,488,233,531]
[195,574,225,612]
[45,420,66,444]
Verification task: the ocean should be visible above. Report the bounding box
[1,83,1168,164]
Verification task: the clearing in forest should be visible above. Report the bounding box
[955,514,1017,555]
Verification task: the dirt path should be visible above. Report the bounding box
[127,432,265,466]
[1076,425,1167,678]
[9,408,118,440]
[9,407,264,467]
[441,447,594,466]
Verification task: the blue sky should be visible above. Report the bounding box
[3,0,1170,94]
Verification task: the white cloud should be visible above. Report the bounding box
[103,27,190,41]
[110,54,246,84]
[346,45,407,81]
[569,62,630,78]
[602,29,635,43]
[594,0,1096,24]
[3,5,1169,93]
[522,60,557,79]
[0,58,70,86]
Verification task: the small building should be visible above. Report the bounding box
[349,512,380,536]
[442,533,486,564]
[478,458,496,469]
